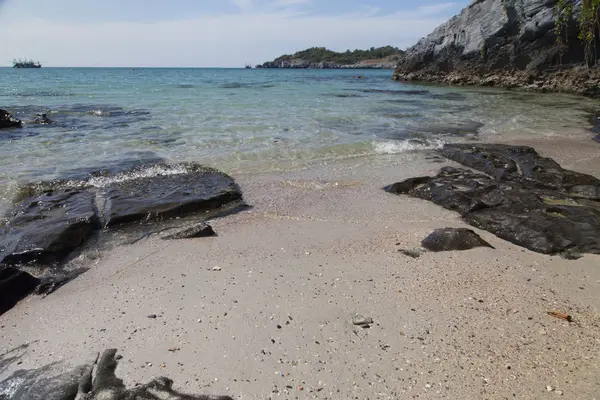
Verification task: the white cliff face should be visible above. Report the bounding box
[393,0,600,96]
[401,0,563,69]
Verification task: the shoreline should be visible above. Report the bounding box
[1,134,599,399]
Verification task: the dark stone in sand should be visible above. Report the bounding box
[594,135,600,143]
[0,190,99,266]
[0,266,40,315]
[0,109,22,129]
[162,222,216,240]
[421,228,493,252]
[385,144,600,258]
[399,249,421,258]
[0,348,233,400]
[102,163,243,227]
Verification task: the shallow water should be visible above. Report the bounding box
[0,67,598,211]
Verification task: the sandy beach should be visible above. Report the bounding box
[1,137,600,399]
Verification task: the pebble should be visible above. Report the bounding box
[352,314,373,326]
[147,314,157,319]
[212,266,222,271]
[546,385,555,392]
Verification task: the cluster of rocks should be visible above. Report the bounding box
[392,0,600,96]
[0,163,246,315]
[0,348,233,400]
[386,144,600,259]
[0,108,52,128]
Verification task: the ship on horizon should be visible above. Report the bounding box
[12,58,42,68]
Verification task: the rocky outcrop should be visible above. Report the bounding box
[0,109,22,129]
[0,163,247,314]
[0,348,233,400]
[262,59,397,69]
[385,144,600,259]
[102,164,242,227]
[393,0,600,95]
[421,228,494,251]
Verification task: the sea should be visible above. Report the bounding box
[0,67,598,212]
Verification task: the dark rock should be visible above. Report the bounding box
[440,144,600,200]
[102,163,244,227]
[0,189,99,266]
[0,109,22,129]
[0,266,40,315]
[32,113,52,124]
[421,228,494,252]
[162,222,216,240]
[385,144,600,257]
[594,135,600,143]
[0,349,233,400]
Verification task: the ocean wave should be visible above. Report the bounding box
[87,163,214,188]
[373,139,445,154]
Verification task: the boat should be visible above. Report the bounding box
[12,59,42,68]
[245,64,252,69]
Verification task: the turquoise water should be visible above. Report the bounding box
[0,67,597,205]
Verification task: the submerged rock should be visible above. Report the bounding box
[101,164,244,227]
[0,348,233,400]
[162,222,216,240]
[0,190,99,266]
[0,109,22,129]
[421,228,493,252]
[0,266,40,315]
[32,113,53,124]
[385,144,600,258]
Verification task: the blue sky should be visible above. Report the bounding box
[0,0,469,67]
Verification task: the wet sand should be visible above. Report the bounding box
[1,137,600,399]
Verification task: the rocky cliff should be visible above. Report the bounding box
[393,0,600,95]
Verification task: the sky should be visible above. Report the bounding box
[0,0,469,67]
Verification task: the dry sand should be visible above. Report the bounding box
[1,137,600,399]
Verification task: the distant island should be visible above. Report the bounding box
[13,58,42,68]
[259,46,404,69]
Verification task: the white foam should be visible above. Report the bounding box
[88,165,191,187]
[372,139,445,154]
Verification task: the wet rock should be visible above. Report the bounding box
[32,113,52,124]
[0,189,99,266]
[421,228,493,252]
[0,266,40,315]
[0,349,233,400]
[162,222,216,240]
[385,144,600,257]
[101,163,244,227]
[0,109,22,129]
[594,135,600,143]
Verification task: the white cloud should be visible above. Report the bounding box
[272,0,311,7]
[0,4,457,67]
[232,0,253,11]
